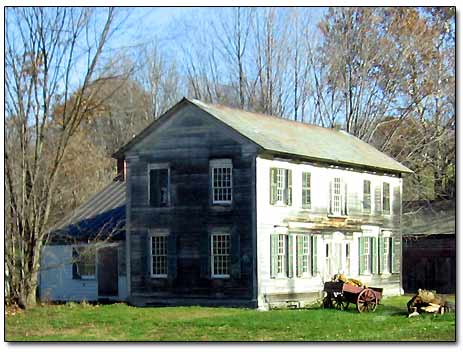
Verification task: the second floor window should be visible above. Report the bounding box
[210,159,233,205]
[270,168,292,206]
[330,177,347,216]
[302,172,311,209]
[363,180,371,213]
[383,182,391,214]
[149,165,170,207]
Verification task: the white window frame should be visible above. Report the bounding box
[363,237,371,275]
[331,177,343,215]
[276,234,287,277]
[299,235,311,276]
[150,232,169,278]
[73,245,96,280]
[210,159,233,205]
[381,233,392,274]
[211,233,231,278]
[276,168,286,205]
[148,163,171,207]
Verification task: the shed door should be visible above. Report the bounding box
[97,247,118,297]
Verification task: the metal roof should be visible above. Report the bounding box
[189,99,412,174]
[403,200,455,236]
[113,97,412,174]
[51,180,126,242]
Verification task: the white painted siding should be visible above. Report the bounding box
[256,156,403,308]
[39,244,128,302]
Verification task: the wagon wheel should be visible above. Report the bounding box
[357,288,378,313]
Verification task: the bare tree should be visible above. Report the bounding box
[4,7,123,308]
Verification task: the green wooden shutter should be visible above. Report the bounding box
[287,235,294,278]
[391,236,401,274]
[379,237,385,273]
[285,169,292,205]
[168,234,177,281]
[359,237,365,275]
[296,235,303,277]
[200,232,211,279]
[270,168,277,205]
[371,237,378,274]
[231,231,241,279]
[270,234,278,278]
[311,235,318,275]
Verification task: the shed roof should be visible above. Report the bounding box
[114,97,412,174]
[50,180,125,242]
[403,200,455,236]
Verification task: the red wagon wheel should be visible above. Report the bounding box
[357,288,378,313]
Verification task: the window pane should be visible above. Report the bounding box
[212,162,233,204]
[212,234,230,276]
[152,235,168,276]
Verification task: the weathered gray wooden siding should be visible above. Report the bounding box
[126,105,259,304]
[255,156,403,308]
[39,244,127,302]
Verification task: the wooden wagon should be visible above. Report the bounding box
[323,281,383,313]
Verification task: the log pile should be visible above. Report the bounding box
[407,289,452,317]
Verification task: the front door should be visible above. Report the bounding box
[324,232,351,280]
[97,246,119,297]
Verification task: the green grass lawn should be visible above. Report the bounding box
[5,295,455,342]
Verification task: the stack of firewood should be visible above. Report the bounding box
[407,289,451,317]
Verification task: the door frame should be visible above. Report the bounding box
[97,244,119,298]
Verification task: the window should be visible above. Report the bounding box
[382,182,391,214]
[210,159,233,205]
[277,234,286,275]
[345,243,351,274]
[330,177,347,215]
[211,233,231,278]
[380,236,391,274]
[272,234,316,279]
[149,165,170,207]
[302,172,311,209]
[359,237,378,275]
[72,246,96,279]
[270,168,292,205]
[363,180,371,213]
[296,235,311,277]
[151,233,168,278]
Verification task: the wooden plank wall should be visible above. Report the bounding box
[126,105,259,303]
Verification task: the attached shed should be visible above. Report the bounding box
[39,179,127,302]
[402,200,456,294]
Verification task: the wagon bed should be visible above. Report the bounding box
[323,281,383,313]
